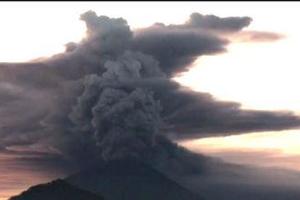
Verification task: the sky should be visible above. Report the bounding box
[1,1,300,200]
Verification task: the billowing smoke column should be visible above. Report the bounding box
[68,51,163,161]
[0,10,298,173]
[61,50,205,175]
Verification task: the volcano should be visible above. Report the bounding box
[9,179,103,200]
[66,158,204,200]
[10,158,203,200]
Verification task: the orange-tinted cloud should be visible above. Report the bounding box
[229,30,285,43]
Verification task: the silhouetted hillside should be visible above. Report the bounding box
[66,158,204,200]
[9,179,103,200]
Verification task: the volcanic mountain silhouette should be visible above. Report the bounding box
[66,158,204,200]
[9,179,103,200]
[10,158,204,200]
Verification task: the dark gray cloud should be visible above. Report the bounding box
[0,10,298,169]
[150,12,251,33]
[184,12,252,32]
[116,78,300,138]
[68,51,163,161]
[79,10,132,56]
[132,26,228,75]
[158,84,300,138]
[131,12,252,76]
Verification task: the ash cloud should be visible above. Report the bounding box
[183,12,252,32]
[0,10,299,168]
[132,26,228,75]
[159,86,300,139]
[68,51,163,160]
[131,12,251,76]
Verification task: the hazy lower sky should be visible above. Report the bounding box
[1,2,300,199]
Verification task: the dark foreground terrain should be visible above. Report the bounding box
[9,179,103,200]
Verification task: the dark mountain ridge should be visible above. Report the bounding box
[66,158,204,200]
[9,158,204,200]
[9,179,103,200]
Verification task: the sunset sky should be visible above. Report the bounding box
[1,2,300,200]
